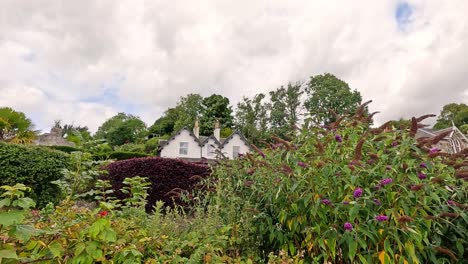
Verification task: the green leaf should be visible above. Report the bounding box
[15,197,36,209]
[0,210,25,226]
[49,241,64,257]
[74,242,86,256]
[8,224,38,242]
[0,197,11,208]
[348,238,357,260]
[350,205,359,221]
[0,249,18,259]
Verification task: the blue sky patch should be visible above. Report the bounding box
[395,2,413,29]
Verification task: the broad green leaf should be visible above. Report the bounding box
[348,239,357,260]
[9,224,38,242]
[0,198,11,208]
[0,210,25,226]
[0,249,18,259]
[49,241,64,257]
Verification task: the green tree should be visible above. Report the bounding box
[235,93,269,145]
[173,94,204,132]
[269,82,303,138]
[148,108,179,137]
[0,107,37,144]
[199,94,234,136]
[95,113,147,147]
[304,73,363,125]
[433,103,468,130]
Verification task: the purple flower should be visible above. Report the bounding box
[335,134,343,143]
[380,178,393,185]
[420,162,427,169]
[321,199,331,205]
[373,199,381,205]
[386,165,391,171]
[391,141,398,147]
[342,201,350,205]
[418,172,427,179]
[353,188,363,198]
[344,222,353,231]
[375,215,388,222]
[447,200,456,206]
[429,147,440,154]
[297,161,308,168]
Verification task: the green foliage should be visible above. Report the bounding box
[108,151,150,160]
[95,113,147,146]
[235,93,270,146]
[304,73,364,125]
[211,108,467,262]
[144,137,160,153]
[0,142,69,207]
[114,143,145,153]
[47,145,81,153]
[199,94,234,135]
[0,107,37,144]
[269,82,303,139]
[52,152,110,201]
[433,103,468,130]
[148,107,179,137]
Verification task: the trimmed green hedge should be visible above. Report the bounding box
[0,142,70,207]
[93,151,151,161]
[47,145,81,153]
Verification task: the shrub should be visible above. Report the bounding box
[101,157,211,211]
[47,145,81,153]
[210,108,468,263]
[92,151,150,161]
[0,142,69,207]
[114,143,145,153]
[144,137,159,153]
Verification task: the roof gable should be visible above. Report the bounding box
[220,130,251,148]
[159,127,202,149]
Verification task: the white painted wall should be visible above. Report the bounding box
[201,138,219,159]
[220,134,250,159]
[160,129,201,159]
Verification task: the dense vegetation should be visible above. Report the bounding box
[0,103,466,263]
[101,157,211,211]
[0,142,69,207]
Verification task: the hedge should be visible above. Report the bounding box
[47,145,81,153]
[0,142,70,207]
[101,157,211,211]
[93,151,151,161]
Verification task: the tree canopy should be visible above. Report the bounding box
[95,113,147,146]
[199,94,233,136]
[433,103,468,131]
[304,73,363,125]
[269,82,303,138]
[234,93,270,145]
[0,107,37,144]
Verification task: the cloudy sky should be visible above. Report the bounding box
[1,0,467,133]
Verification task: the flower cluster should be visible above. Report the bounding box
[353,188,363,198]
[380,178,393,185]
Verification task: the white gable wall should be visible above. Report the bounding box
[220,134,250,159]
[160,129,201,159]
[201,138,219,159]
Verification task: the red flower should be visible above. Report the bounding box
[98,210,108,217]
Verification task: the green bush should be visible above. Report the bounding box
[47,145,81,153]
[0,142,70,207]
[108,151,150,160]
[114,143,145,153]
[210,111,468,263]
[144,137,159,153]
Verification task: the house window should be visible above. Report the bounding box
[233,146,240,158]
[207,144,215,157]
[179,142,188,155]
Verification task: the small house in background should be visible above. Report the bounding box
[35,126,75,147]
[158,120,251,161]
[416,124,467,153]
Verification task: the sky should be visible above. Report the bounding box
[1,0,467,133]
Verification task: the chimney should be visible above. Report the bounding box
[214,120,220,141]
[193,119,200,138]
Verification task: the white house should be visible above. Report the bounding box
[158,120,251,160]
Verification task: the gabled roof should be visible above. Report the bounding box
[219,129,252,149]
[158,127,203,149]
[200,135,222,147]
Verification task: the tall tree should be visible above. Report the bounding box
[0,107,37,144]
[95,113,147,146]
[173,94,204,132]
[148,107,179,137]
[269,82,303,138]
[200,94,234,135]
[304,73,363,125]
[235,93,269,145]
[433,103,468,130]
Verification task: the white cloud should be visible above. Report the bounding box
[0,0,467,132]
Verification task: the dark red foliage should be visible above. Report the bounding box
[101,157,211,211]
